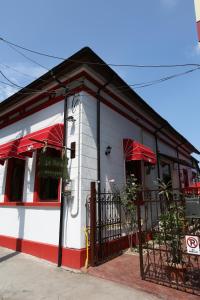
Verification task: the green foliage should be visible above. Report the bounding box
[155,178,173,201]
[155,202,185,264]
[119,175,141,250]
[153,178,185,263]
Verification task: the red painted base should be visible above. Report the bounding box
[0,235,86,269]
[0,233,146,269]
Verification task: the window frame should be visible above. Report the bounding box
[160,160,172,186]
[33,149,61,203]
[4,157,26,203]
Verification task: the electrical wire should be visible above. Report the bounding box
[0,63,38,80]
[0,69,23,89]
[0,65,85,95]
[114,67,200,91]
[1,37,200,69]
[5,41,49,71]
[0,62,53,85]
[1,37,200,98]
[1,65,200,98]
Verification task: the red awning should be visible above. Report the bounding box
[0,139,25,161]
[0,124,64,161]
[183,182,200,195]
[17,123,64,155]
[189,182,200,188]
[123,139,157,164]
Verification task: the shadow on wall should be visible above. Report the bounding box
[16,207,25,252]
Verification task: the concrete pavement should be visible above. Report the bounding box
[0,247,159,300]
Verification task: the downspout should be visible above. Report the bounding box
[176,143,185,189]
[96,78,114,192]
[96,77,114,259]
[58,87,69,267]
[154,125,166,179]
[49,71,70,267]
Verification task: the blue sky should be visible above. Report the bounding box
[0,0,200,158]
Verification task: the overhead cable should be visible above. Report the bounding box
[1,37,200,68]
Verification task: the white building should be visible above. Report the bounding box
[0,47,199,269]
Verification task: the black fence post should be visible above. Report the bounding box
[136,195,145,280]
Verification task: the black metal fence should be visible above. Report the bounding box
[86,182,122,265]
[137,189,200,296]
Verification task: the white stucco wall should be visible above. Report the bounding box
[0,207,60,245]
[0,86,197,251]
[78,90,197,245]
[0,98,83,249]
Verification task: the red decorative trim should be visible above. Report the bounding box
[0,202,61,207]
[0,234,86,269]
[81,86,191,160]
[80,73,193,156]
[4,158,12,203]
[0,233,152,268]
[0,70,192,160]
[4,158,25,203]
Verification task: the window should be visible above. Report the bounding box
[192,171,197,183]
[34,148,60,202]
[161,162,172,185]
[5,158,26,202]
[125,160,142,184]
[183,169,189,187]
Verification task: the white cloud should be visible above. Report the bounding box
[0,63,46,102]
[193,43,200,55]
[160,0,179,9]
[0,85,18,101]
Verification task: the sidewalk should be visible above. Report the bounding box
[0,247,158,300]
[88,253,200,300]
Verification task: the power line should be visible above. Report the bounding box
[5,41,49,71]
[0,63,38,79]
[115,67,200,90]
[1,36,200,69]
[0,37,200,97]
[0,69,23,89]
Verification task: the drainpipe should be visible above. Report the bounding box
[96,78,114,191]
[50,72,70,267]
[154,125,166,179]
[96,77,114,259]
[175,143,185,190]
[58,87,69,267]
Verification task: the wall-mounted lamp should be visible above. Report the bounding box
[66,116,76,123]
[105,145,112,156]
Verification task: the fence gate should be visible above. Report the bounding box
[137,190,200,296]
[87,182,122,265]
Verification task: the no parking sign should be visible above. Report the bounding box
[185,235,200,255]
